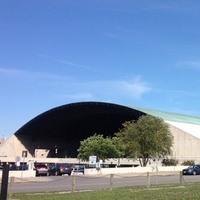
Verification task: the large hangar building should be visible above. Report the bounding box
[1,101,200,163]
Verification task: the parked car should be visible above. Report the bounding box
[9,164,28,171]
[47,163,72,176]
[34,164,48,176]
[72,165,85,175]
[182,164,200,175]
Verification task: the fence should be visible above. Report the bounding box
[6,171,199,198]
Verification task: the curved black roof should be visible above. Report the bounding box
[15,101,146,142]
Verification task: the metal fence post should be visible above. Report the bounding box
[110,174,114,191]
[147,172,150,188]
[71,175,75,193]
[8,176,14,199]
[179,171,183,184]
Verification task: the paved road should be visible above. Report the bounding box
[5,174,200,193]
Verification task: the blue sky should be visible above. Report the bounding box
[1,0,200,138]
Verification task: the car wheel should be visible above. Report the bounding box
[55,171,58,176]
[193,171,197,175]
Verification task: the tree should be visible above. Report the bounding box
[77,134,122,162]
[114,115,173,167]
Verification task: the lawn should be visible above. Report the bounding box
[11,183,200,200]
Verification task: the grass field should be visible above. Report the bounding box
[11,183,200,200]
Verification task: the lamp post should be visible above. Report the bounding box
[55,145,58,158]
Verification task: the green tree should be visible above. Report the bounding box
[77,134,122,162]
[115,115,173,167]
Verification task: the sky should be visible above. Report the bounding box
[0,0,200,138]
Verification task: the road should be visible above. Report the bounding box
[5,174,200,193]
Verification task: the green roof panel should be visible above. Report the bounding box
[130,107,200,125]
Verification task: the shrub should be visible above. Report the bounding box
[162,158,179,166]
[181,160,194,166]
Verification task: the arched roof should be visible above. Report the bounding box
[13,101,200,157]
[132,107,200,125]
[15,101,146,142]
[15,101,200,142]
[130,106,200,139]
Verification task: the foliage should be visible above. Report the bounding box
[162,158,179,166]
[77,134,123,161]
[115,115,173,167]
[181,160,195,166]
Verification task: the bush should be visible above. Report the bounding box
[162,158,179,166]
[181,160,194,166]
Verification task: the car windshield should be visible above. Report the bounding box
[59,164,70,167]
[188,165,195,169]
[35,165,47,168]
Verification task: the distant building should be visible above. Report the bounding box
[0,101,200,164]
[0,136,6,147]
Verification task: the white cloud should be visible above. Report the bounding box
[0,67,151,101]
[119,76,151,99]
[177,61,200,70]
[59,93,94,101]
[38,54,96,71]
[55,59,96,71]
[155,87,200,98]
[66,76,152,101]
[0,67,22,75]
[0,67,73,81]
[143,1,200,12]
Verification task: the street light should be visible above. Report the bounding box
[55,145,58,158]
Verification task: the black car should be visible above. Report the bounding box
[47,163,72,176]
[182,164,200,175]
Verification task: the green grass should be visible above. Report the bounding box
[11,183,200,200]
